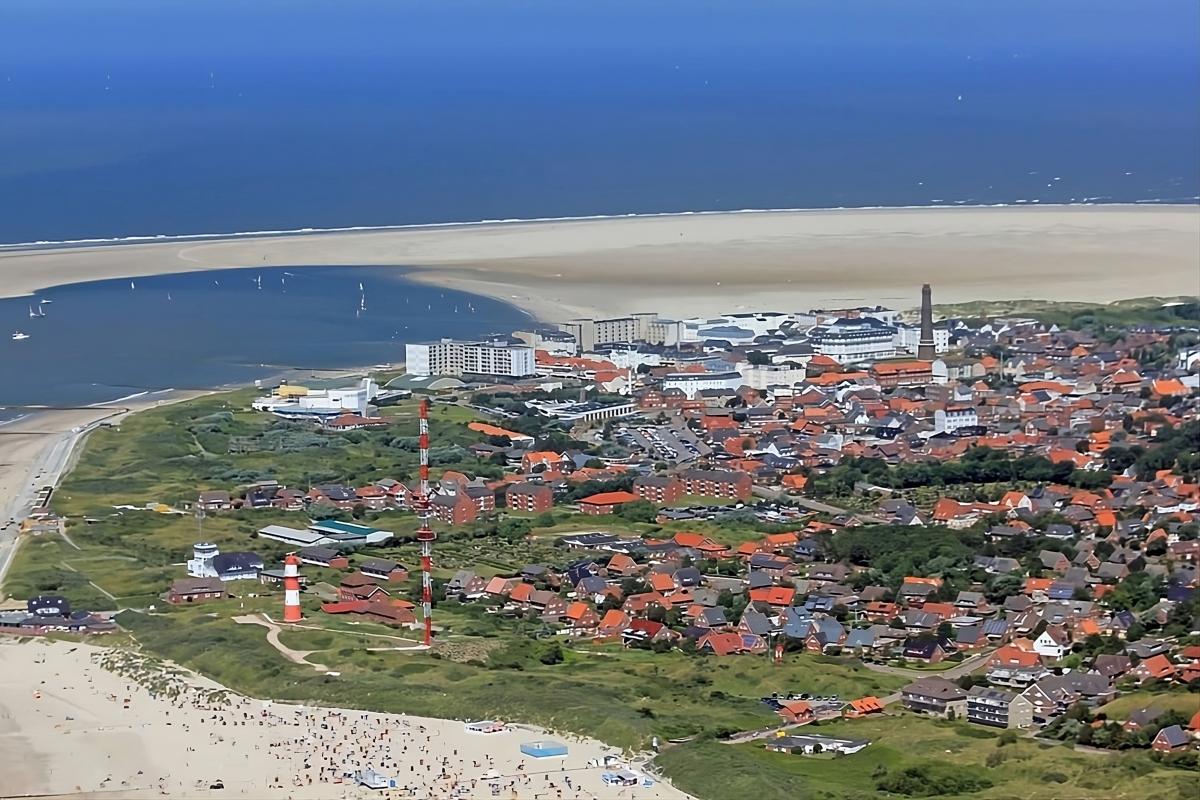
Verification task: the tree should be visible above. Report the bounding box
[615,500,658,523]
[534,641,564,665]
[746,351,771,366]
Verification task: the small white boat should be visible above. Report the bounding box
[38,298,52,304]
[12,331,30,341]
[130,281,136,290]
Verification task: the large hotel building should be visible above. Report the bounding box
[405,339,536,378]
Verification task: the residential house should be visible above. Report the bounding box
[196,490,233,512]
[166,577,227,604]
[1152,725,1191,753]
[297,547,349,569]
[578,491,642,516]
[901,677,968,718]
[360,558,408,582]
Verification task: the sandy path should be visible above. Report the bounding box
[0,639,691,799]
[1,206,1197,320]
[233,614,331,672]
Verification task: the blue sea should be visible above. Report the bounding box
[0,267,528,408]
[0,1,1197,408]
[0,0,1196,244]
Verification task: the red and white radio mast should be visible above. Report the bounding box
[413,398,437,647]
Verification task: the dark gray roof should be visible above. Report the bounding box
[212,552,263,575]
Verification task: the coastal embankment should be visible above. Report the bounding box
[2,205,1198,321]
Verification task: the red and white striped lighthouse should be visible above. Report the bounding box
[282,552,303,623]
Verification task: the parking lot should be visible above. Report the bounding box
[616,424,711,464]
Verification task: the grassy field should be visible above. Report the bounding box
[1097,691,1200,720]
[933,295,1200,331]
[656,713,1196,800]
[49,390,491,518]
[115,603,904,753]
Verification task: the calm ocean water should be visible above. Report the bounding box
[0,267,528,408]
[0,1,1197,244]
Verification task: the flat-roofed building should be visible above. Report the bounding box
[405,339,535,378]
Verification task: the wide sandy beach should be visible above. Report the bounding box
[0,639,690,799]
[1,206,1197,320]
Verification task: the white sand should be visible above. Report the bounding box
[1,206,1197,320]
[0,639,691,799]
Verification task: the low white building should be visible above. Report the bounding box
[252,378,377,418]
[661,371,745,399]
[934,405,979,434]
[524,399,637,422]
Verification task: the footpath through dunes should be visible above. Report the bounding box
[0,638,695,800]
[1,205,1198,319]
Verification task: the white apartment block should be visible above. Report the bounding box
[557,313,682,350]
[737,362,807,390]
[896,324,951,355]
[405,339,535,378]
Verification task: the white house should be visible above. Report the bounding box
[1032,628,1071,660]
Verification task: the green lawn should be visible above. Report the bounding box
[656,714,1196,800]
[1098,691,1200,720]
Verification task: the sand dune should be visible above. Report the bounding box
[1,206,1197,320]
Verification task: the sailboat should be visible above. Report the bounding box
[11,331,30,341]
[255,275,263,289]
[130,281,136,290]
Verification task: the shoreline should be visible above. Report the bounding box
[0,638,690,799]
[1,205,1197,320]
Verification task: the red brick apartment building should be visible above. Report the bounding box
[870,360,934,388]
[633,475,683,505]
[506,482,554,513]
[678,469,752,501]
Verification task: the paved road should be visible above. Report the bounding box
[864,649,994,680]
[751,486,884,523]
